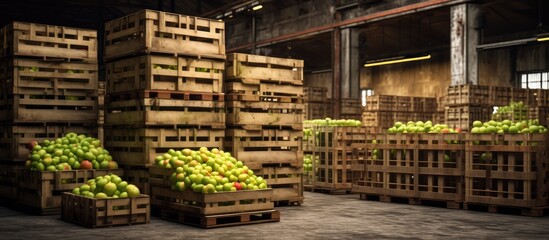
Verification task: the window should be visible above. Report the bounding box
[361,89,374,106]
[520,71,549,89]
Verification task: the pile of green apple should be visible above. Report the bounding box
[493,101,528,121]
[303,155,314,172]
[25,133,118,172]
[387,121,461,134]
[470,119,547,134]
[71,173,141,199]
[304,118,362,127]
[154,147,268,194]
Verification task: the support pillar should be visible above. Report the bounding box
[341,28,361,99]
[333,29,341,118]
[451,3,480,85]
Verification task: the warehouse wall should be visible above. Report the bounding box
[478,44,548,87]
[360,50,450,98]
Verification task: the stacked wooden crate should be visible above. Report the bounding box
[313,126,369,194]
[224,53,304,205]
[303,87,328,120]
[362,95,438,129]
[341,98,362,120]
[463,133,549,216]
[444,85,493,131]
[103,10,226,194]
[0,22,99,206]
[0,22,99,162]
[351,133,465,209]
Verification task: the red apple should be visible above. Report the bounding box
[80,160,93,170]
[233,182,242,191]
[27,140,38,150]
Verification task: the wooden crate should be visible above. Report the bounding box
[341,98,361,116]
[0,58,98,95]
[529,107,549,126]
[0,123,98,162]
[365,95,396,112]
[4,94,98,124]
[104,10,225,61]
[105,91,225,128]
[16,168,124,212]
[464,133,549,208]
[254,166,304,203]
[416,134,465,202]
[225,78,303,103]
[105,127,224,167]
[1,22,97,61]
[0,162,24,200]
[160,208,279,228]
[312,127,369,193]
[62,193,150,228]
[226,53,303,84]
[106,54,224,94]
[304,102,328,120]
[445,105,492,131]
[303,87,327,103]
[150,185,274,215]
[226,101,304,130]
[361,111,393,129]
[446,85,491,106]
[352,133,465,205]
[123,167,150,195]
[224,128,302,169]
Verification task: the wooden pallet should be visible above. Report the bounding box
[463,202,549,217]
[224,128,302,169]
[160,208,279,228]
[224,78,303,103]
[226,100,304,130]
[226,53,303,84]
[0,123,98,162]
[106,54,224,94]
[311,187,351,195]
[358,193,462,209]
[106,89,224,103]
[105,97,225,127]
[105,127,224,167]
[16,168,124,212]
[1,22,97,62]
[273,198,304,206]
[104,10,225,61]
[303,87,327,103]
[62,193,150,227]
[0,58,98,95]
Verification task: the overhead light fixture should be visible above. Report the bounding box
[252,5,263,11]
[538,33,549,42]
[364,54,431,67]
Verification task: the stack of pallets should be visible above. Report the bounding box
[224,53,305,206]
[0,22,99,209]
[103,10,227,194]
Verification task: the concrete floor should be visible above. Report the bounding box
[1,192,548,240]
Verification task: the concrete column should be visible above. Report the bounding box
[333,28,341,119]
[341,28,361,99]
[451,3,480,85]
